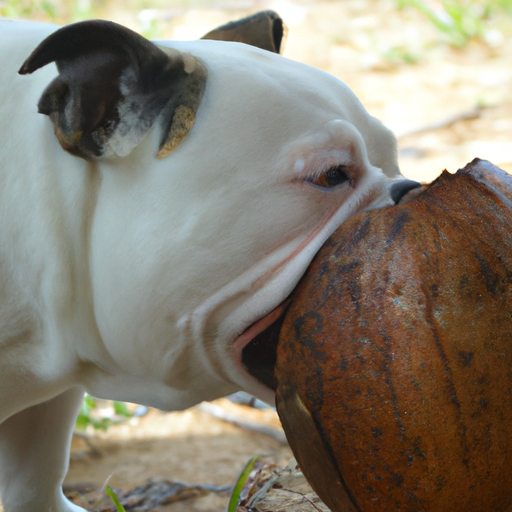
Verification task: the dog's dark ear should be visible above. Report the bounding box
[202,10,287,54]
[19,20,206,159]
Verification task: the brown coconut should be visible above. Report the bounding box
[275,159,512,512]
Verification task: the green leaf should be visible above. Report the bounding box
[113,401,132,418]
[228,455,260,512]
[75,395,133,431]
[106,486,126,512]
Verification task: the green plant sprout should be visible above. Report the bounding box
[383,46,421,64]
[106,486,127,512]
[395,0,512,48]
[75,394,133,432]
[227,455,260,512]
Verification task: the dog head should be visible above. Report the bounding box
[19,18,415,408]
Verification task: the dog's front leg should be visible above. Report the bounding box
[0,387,86,512]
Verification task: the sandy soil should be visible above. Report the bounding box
[65,399,293,511]
[3,1,512,510]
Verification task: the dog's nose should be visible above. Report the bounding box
[390,178,422,204]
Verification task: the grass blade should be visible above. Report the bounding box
[227,455,260,512]
[106,486,126,512]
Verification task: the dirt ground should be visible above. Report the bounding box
[65,398,293,511]
[3,1,512,511]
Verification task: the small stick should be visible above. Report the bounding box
[284,489,326,512]
[198,402,288,446]
[396,105,485,139]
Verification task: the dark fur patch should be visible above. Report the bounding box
[19,20,206,159]
[201,10,287,54]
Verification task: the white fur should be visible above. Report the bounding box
[103,68,152,158]
[0,19,400,512]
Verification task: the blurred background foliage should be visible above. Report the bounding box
[75,394,135,432]
[396,0,512,47]
[1,0,511,45]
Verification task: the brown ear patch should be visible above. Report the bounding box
[156,52,207,159]
[201,10,288,54]
[19,20,206,160]
[157,105,195,159]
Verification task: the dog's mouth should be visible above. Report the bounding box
[231,181,425,397]
[233,300,290,392]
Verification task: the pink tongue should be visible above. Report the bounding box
[233,301,289,365]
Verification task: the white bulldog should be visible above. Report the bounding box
[0,14,418,512]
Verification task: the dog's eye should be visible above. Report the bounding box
[308,165,350,188]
